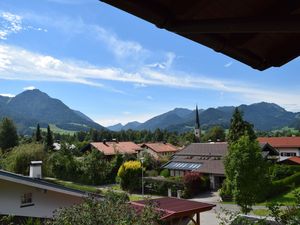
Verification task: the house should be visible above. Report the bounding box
[0,161,89,219]
[163,142,278,189]
[82,140,142,159]
[258,137,300,160]
[139,142,179,159]
[279,156,300,165]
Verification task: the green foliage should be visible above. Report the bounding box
[182,172,208,198]
[160,169,170,178]
[203,126,225,142]
[47,146,81,181]
[0,117,18,152]
[47,194,164,225]
[35,123,42,142]
[2,143,47,175]
[224,135,269,213]
[270,164,300,181]
[82,150,111,185]
[267,171,300,198]
[46,125,54,150]
[144,177,184,196]
[227,108,256,143]
[267,190,300,225]
[118,160,142,193]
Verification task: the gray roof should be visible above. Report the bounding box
[0,170,87,197]
[176,143,228,157]
[164,142,278,175]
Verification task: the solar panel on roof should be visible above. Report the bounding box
[164,162,202,171]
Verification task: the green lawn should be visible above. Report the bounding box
[222,186,300,206]
[251,209,270,217]
[45,178,99,193]
[263,186,300,206]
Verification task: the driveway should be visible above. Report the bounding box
[191,191,271,225]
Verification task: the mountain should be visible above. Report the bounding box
[0,89,105,134]
[107,121,142,131]
[107,123,123,131]
[123,121,142,130]
[107,102,300,132]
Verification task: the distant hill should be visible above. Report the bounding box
[107,102,300,132]
[0,89,105,134]
[107,121,142,131]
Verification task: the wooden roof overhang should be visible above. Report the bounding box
[100,0,300,71]
[131,197,215,222]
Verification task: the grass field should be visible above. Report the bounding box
[30,124,77,135]
[222,186,300,207]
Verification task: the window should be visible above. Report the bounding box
[21,193,34,207]
[281,152,297,157]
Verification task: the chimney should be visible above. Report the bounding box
[29,161,42,179]
[102,139,107,144]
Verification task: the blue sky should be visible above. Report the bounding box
[1,0,300,126]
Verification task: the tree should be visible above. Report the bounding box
[47,192,163,225]
[82,150,111,185]
[35,123,42,142]
[227,108,256,143]
[0,117,18,151]
[46,125,54,150]
[118,160,142,193]
[224,135,269,214]
[203,126,225,142]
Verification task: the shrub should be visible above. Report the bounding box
[144,177,184,196]
[146,170,158,177]
[267,171,300,198]
[160,169,170,178]
[47,150,81,182]
[3,143,48,176]
[46,195,163,225]
[270,164,300,181]
[118,160,142,193]
[182,172,209,198]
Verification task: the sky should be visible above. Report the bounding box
[0,0,300,127]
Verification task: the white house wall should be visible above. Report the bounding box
[0,179,83,218]
[278,148,300,160]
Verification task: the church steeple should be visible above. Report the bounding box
[194,105,201,142]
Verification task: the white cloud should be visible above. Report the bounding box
[0,93,15,97]
[133,83,147,88]
[148,52,176,70]
[2,43,300,111]
[0,11,48,40]
[146,95,153,100]
[23,86,36,91]
[0,12,23,40]
[224,61,233,68]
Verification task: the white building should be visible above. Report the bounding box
[258,137,300,160]
[0,162,88,218]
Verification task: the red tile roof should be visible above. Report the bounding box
[90,142,141,155]
[281,156,300,165]
[131,197,215,220]
[141,143,179,153]
[258,137,300,148]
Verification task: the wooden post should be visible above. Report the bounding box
[196,213,200,225]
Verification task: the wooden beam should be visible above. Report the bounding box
[167,16,300,33]
[196,213,200,225]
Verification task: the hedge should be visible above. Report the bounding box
[144,177,184,196]
[267,171,300,198]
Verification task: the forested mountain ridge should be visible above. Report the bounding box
[0,89,105,134]
[108,102,300,132]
